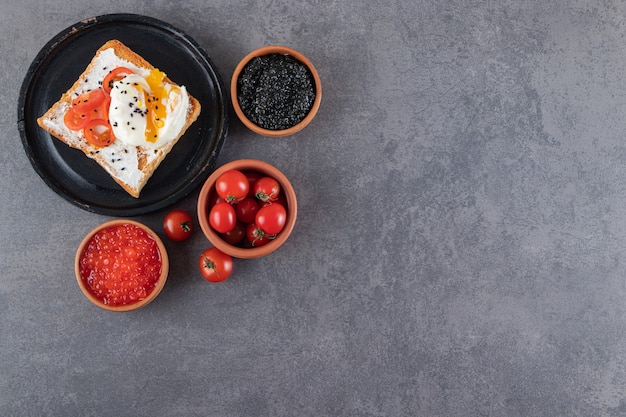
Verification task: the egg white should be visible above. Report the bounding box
[109,74,190,148]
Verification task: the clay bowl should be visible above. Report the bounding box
[198,159,298,258]
[231,45,322,137]
[75,219,169,312]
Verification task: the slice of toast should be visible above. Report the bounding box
[37,40,201,198]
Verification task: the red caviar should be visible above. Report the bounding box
[78,223,162,306]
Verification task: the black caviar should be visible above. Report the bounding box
[237,53,316,131]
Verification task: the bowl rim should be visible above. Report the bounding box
[74,219,169,312]
[197,159,298,258]
[230,45,322,137]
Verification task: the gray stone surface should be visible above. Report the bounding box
[2,1,626,416]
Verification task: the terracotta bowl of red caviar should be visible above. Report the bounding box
[231,45,322,137]
[75,219,169,312]
[197,159,298,259]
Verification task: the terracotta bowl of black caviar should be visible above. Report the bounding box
[231,45,322,137]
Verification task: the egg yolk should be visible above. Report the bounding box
[144,69,169,143]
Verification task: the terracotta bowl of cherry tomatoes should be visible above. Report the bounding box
[74,219,169,312]
[197,159,297,259]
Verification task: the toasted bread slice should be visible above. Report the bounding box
[37,40,201,198]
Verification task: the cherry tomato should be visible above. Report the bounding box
[221,222,245,245]
[215,170,249,202]
[262,191,287,208]
[84,118,116,147]
[64,108,89,131]
[163,209,193,242]
[244,171,262,198]
[254,176,281,202]
[235,197,260,224]
[255,203,287,235]
[71,88,107,115]
[245,223,271,247]
[198,247,233,282]
[103,67,135,94]
[209,201,236,233]
[90,94,111,122]
[207,190,225,208]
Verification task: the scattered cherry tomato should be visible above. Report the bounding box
[246,223,271,247]
[235,197,260,224]
[255,203,287,235]
[209,201,237,233]
[163,209,193,241]
[221,222,245,245]
[215,170,249,203]
[198,247,233,282]
[254,176,281,202]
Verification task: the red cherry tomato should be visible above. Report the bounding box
[84,118,116,147]
[215,170,249,203]
[71,88,107,115]
[102,67,135,94]
[243,171,262,198]
[209,201,237,233]
[255,203,287,235]
[163,209,193,241]
[198,247,233,282]
[90,94,111,122]
[235,197,260,224]
[64,88,112,135]
[254,176,281,202]
[245,223,271,247]
[262,191,287,208]
[221,222,245,245]
[64,108,89,131]
[207,190,225,208]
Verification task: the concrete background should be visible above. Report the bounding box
[2,1,626,416]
